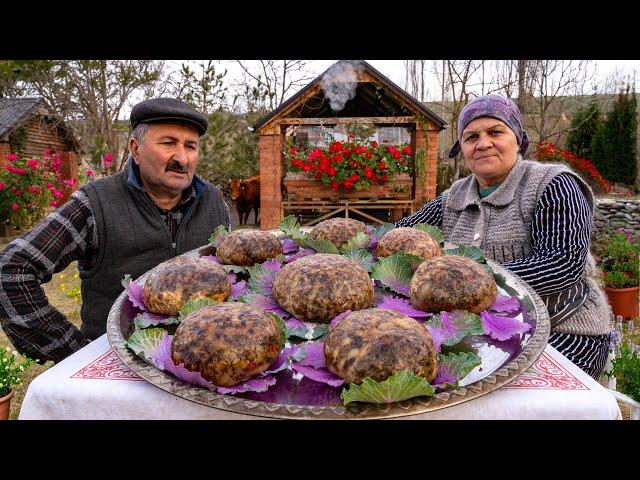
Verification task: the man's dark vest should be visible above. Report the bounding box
[78,159,228,339]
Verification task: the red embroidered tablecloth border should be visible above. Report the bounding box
[71,348,588,390]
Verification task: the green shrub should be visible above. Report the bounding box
[590,86,637,186]
[605,340,640,402]
[566,99,602,159]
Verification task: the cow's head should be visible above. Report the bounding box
[228,178,244,201]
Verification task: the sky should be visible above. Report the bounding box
[132,59,640,118]
[183,59,640,99]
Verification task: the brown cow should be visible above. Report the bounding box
[228,175,260,225]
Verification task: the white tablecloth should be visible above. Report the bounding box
[19,334,622,420]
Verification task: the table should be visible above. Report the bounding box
[19,334,622,420]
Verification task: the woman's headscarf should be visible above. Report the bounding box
[448,94,530,158]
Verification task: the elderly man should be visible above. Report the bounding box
[0,98,230,363]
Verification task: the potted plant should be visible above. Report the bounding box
[0,347,34,420]
[598,228,640,320]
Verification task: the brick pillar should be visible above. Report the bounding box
[426,130,439,200]
[59,151,79,205]
[0,142,11,169]
[413,128,439,208]
[259,132,284,231]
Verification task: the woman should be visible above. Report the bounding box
[396,94,613,379]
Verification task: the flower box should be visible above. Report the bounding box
[283,172,412,201]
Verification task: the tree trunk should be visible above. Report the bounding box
[517,60,528,114]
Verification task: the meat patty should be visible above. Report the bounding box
[216,229,283,266]
[324,308,438,384]
[171,302,281,387]
[409,254,497,314]
[309,218,369,249]
[272,253,374,323]
[376,227,441,261]
[143,256,231,316]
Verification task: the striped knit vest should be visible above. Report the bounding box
[441,159,612,336]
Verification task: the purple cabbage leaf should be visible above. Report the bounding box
[242,369,343,407]
[480,310,531,341]
[298,236,340,254]
[342,248,375,273]
[291,364,345,387]
[377,295,432,319]
[285,248,315,263]
[178,298,218,321]
[289,340,345,387]
[121,274,147,311]
[264,344,306,375]
[216,376,278,395]
[340,232,371,253]
[341,370,435,405]
[280,238,299,254]
[278,215,303,238]
[247,264,277,297]
[370,252,414,296]
[208,225,229,248]
[285,318,329,341]
[490,295,522,314]
[296,341,326,369]
[413,223,444,246]
[433,351,482,390]
[230,280,248,300]
[369,222,396,249]
[133,312,179,329]
[240,293,289,318]
[426,310,484,347]
[125,327,166,369]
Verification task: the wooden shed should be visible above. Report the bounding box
[0,97,82,203]
[254,60,448,230]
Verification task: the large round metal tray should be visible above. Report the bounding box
[107,231,550,419]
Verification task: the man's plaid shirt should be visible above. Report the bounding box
[0,176,218,363]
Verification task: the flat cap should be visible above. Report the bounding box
[130,98,208,136]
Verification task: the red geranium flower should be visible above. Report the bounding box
[284,137,412,192]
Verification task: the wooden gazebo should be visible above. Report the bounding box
[254,60,448,230]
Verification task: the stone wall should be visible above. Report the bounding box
[594,199,640,235]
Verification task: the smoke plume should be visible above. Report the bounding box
[320,60,365,112]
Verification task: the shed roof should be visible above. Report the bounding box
[254,60,448,131]
[0,97,81,151]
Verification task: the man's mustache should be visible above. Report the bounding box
[165,161,188,173]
